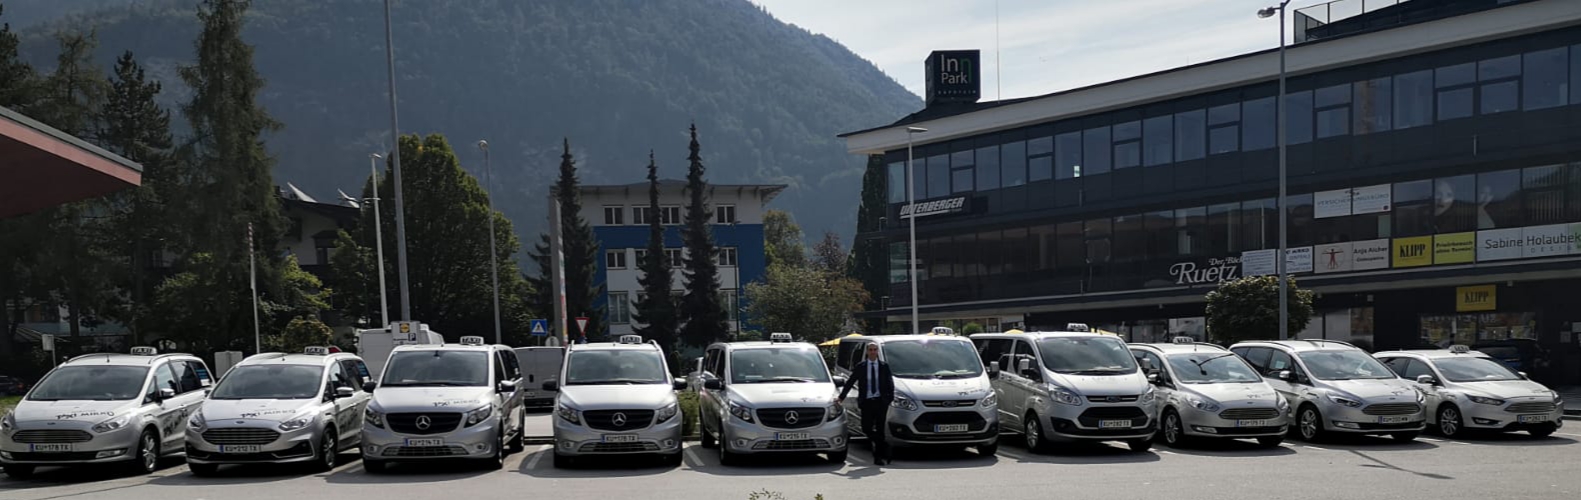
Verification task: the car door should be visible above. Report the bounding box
[1133,349,1173,414]
[1398,358,1442,416]
[323,362,358,441]
[337,359,372,438]
[974,338,1014,425]
[1002,339,1039,429]
[698,347,723,435]
[494,350,523,435]
[146,362,185,450]
[1264,349,1310,409]
[839,341,867,429]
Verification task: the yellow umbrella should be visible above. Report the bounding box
[1004,329,1024,334]
[819,333,861,347]
[1095,329,1122,337]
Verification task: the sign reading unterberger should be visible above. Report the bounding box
[925,50,981,105]
[1456,285,1497,312]
[900,196,969,218]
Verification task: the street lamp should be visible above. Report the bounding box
[1260,0,1292,340]
[368,154,391,326]
[382,0,413,321]
[905,126,927,335]
[478,140,502,345]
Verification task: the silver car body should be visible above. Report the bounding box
[698,341,849,457]
[1130,342,1290,440]
[970,332,1158,446]
[1374,349,1564,435]
[833,335,998,448]
[185,351,372,466]
[1,350,212,469]
[1230,340,1427,437]
[360,342,525,465]
[549,339,684,460]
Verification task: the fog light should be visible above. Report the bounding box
[1472,418,1499,425]
[95,450,126,459]
[366,445,381,454]
[663,439,677,449]
[734,439,748,448]
[475,443,489,452]
[560,441,574,449]
[1334,422,1359,429]
[1192,426,1217,434]
[833,436,844,445]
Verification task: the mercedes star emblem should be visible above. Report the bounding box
[415,415,432,430]
[785,411,800,424]
[612,412,628,427]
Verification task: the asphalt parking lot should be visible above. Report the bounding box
[4,413,1580,500]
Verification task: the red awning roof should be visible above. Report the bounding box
[0,105,142,218]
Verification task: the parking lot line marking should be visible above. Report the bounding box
[1302,445,1331,451]
[524,445,550,469]
[683,447,702,467]
[1156,449,1180,455]
[1555,432,1581,438]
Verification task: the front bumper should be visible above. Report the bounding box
[361,418,500,462]
[1319,402,1426,434]
[886,404,999,446]
[0,424,141,465]
[552,412,682,457]
[1043,403,1157,441]
[722,413,848,454]
[1176,406,1288,438]
[1459,401,1564,431]
[185,422,319,464]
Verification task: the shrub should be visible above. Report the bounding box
[677,390,701,437]
[961,322,985,335]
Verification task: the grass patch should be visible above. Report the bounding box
[0,396,19,415]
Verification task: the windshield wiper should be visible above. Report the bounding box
[569,378,661,385]
[1061,369,1129,375]
[1191,353,1238,375]
[743,376,818,383]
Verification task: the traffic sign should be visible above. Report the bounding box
[575,316,589,334]
[530,319,549,336]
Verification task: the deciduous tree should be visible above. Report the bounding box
[1204,276,1315,344]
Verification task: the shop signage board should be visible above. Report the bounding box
[1352,239,1391,270]
[1315,242,1353,273]
[1351,185,1392,214]
[1240,249,1276,277]
[1522,223,1576,259]
[1455,285,1497,312]
[1168,256,1242,285]
[1477,227,1525,261]
[1433,232,1475,265]
[1393,236,1432,268]
[1286,246,1314,274]
[1314,189,1353,219]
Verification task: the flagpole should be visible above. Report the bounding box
[249,223,260,354]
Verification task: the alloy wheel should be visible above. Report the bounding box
[1164,412,1181,445]
[140,433,158,472]
[321,432,338,470]
[1439,407,1461,437]
[1300,408,1319,440]
[1024,419,1041,449]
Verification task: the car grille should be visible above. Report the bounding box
[201,428,281,446]
[583,410,655,431]
[1361,403,1421,416]
[756,408,825,429]
[922,399,976,408]
[1086,395,1139,403]
[387,413,463,435]
[1219,408,1282,420]
[914,411,988,430]
[753,439,830,450]
[579,442,660,453]
[12,430,93,444]
[383,445,469,457]
[1507,402,1558,414]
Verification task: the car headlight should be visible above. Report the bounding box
[1325,393,1362,408]
[188,411,207,432]
[464,405,494,427]
[655,403,679,423]
[1551,391,1562,404]
[1467,395,1506,406]
[1276,395,1291,412]
[556,402,581,425]
[1,412,15,434]
[91,415,130,434]
[1045,384,1083,406]
[891,393,919,411]
[826,400,844,421]
[1414,389,1426,404]
[279,413,313,431]
[1139,387,1158,405]
[728,400,754,422]
[1186,396,1220,412]
[364,407,385,428]
[980,391,998,408]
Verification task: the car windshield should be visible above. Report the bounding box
[1166,353,1262,384]
[27,366,149,401]
[730,347,831,384]
[210,364,323,399]
[381,350,489,387]
[1036,337,1138,375]
[882,339,983,379]
[564,350,669,385]
[1435,357,1522,383]
[1296,350,1397,380]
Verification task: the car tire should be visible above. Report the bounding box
[362,458,387,474]
[826,449,848,464]
[125,429,161,475]
[508,412,526,453]
[552,452,575,469]
[1530,423,1558,438]
[187,462,220,477]
[1436,405,1464,438]
[310,429,338,473]
[700,421,718,449]
[976,439,999,457]
[1126,438,1153,452]
[1256,435,1285,448]
[1295,405,1326,442]
[1391,431,1419,442]
[482,432,505,470]
[1160,409,1190,448]
[1023,413,1052,454]
[3,464,36,479]
[718,428,742,466]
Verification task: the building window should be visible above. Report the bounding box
[717,247,738,267]
[715,205,736,224]
[889,243,910,284]
[1478,169,1522,229]
[1392,180,1434,238]
[721,289,739,323]
[1241,97,1275,151]
[975,144,1000,189]
[1287,194,1315,247]
[609,292,631,325]
[1394,70,1433,129]
[1174,110,1205,161]
[1054,132,1081,179]
[603,206,624,225]
[951,146,976,191]
[1112,121,1141,169]
[1207,104,1239,155]
[1434,174,1477,234]
[1284,90,1314,144]
[1143,115,1172,166]
[1478,55,1521,115]
[1026,135,1053,182]
[1436,62,1475,120]
[666,248,684,268]
[1572,44,1581,105]
[1145,210,1174,260]
[605,249,628,270]
[1174,207,1205,257]
[1314,83,1351,139]
[635,249,649,265]
[660,206,682,225]
[1082,126,1111,175]
[1239,198,1276,252]
[314,245,331,267]
[888,162,906,203]
[927,154,949,198]
[1002,140,1027,187]
[1207,203,1238,256]
[633,207,650,225]
[1523,47,1568,111]
[1523,165,1567,226]
[1353,77,1391,134]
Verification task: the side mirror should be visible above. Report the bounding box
[1147,371,1161,385]
[158,387,176,401]
[672,378,688,391]
[987,361,1000,379]
[703,378,724,391]
[498,380,517,393]
[831,375,848,388]
[1017,358,1034,377]
[1518,371,1530,380]
[362,381,378,393]
[541,380,559,392]
[1275,370,1295,382]
[1414,374,1437,386]
[335,386,355,399]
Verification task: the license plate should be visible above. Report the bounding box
[1099,420,1131,429]
[1518,414,1551,423]
[219,445,260,454]
[602,434,638,443]
[934,424,970,433]
[1236,419,1272,427]
[404,438,444,447]
[29,443,73,452]
[1378,416,1412,424]
[775,432,810,441]
[523,391,536,398]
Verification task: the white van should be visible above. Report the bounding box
[513,346,564,408]
[833,335,999,456]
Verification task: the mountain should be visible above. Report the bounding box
[8,0,919,243]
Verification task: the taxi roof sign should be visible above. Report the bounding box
[617,334,643,344]
[769,332,794,343]
[1065,323,1091,332]
[303,346,331,355]
[458,335,485,346]
[1448,344,1471,354]
[1172,336,1196,344]
[130,346,158,356]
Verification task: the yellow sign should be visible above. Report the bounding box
[1456,285,1497,312]
[1392,236,1432,268]
[1433,232,1475,264]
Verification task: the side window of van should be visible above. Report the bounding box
[493,352,509,385]
[1012,340,1037,373]
[340,360,368,389]
[187,361,213,387]
[836,341,857,370]
[170,360,202,394]
[148,363,178,402]
[1266,350,1295,374]
[1236,347,1273,373]
[844,342,867,370]
[978,339,1012,368]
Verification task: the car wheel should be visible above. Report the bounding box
[125,429,160,475]
[1295,405,1325,442]
[1161,409,1188,448]
[718,428,741,466]
[700,420,718,449]
[483,431,505,470]
[1256,435,1285,448]
[552,452,575,469]
[826,448,848,464]
[1126,438,1153,452]
[1024,413,1051,454]
[1391,431,1419,442]
[1436,405,1464,438]
[362,458,387,474]
[188,462,220,477]
[508,412,526,453]
[976,439,999,457]
[311,429,338,472]
[1530,423,1558,438]
[3,464,36,479]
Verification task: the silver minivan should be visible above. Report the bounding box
[360,336,526,472]
[1,347,212,479]
[971,328,1158,453]
[544,335,686,468]
[1230,340,1426,442]
[1130,339,1290,448]
[834,335,999,456]
[185,347,373,475]
[698,333,849,465]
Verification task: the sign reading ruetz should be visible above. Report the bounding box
[1168,256,1242,285]
[900,196,969,218]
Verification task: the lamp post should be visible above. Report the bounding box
[369,154,390,326]
[478,140,502,345]
[382,0,413,321]
[1260,0,1292,340]
[905,126,927,335]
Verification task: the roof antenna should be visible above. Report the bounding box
[995,0,1002,101]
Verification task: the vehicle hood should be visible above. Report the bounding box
[1047,372,1149,396]
[1182,383,1281,405]
[199,398,317,423]
[728,383,836,407]
[1455,380,1555,399]
[1320,378,1419,402]
[558,385,676,410]
[370,387,493,412]
[10,399,135,427]
[893,376,992,400]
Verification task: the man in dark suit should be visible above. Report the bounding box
[838,343,896,465]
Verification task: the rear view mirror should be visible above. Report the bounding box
[1146,371,1161,385]
[498,380,517,393]
[1275,370,1295,382]
[158,387,176,401]
[831,375,847,388]
[1414,374,1437,385]
[1518,371,1530,380]
[672,378,688,391]
[362,381,377,393]
[1017,358,1036,378]
[335,386,355,399]
[542,380,559,392]
[987,361,1000,379]
[704,378,723,391]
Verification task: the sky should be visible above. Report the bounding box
[751,0,1337,101]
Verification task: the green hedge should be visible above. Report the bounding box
[677,390,701,437]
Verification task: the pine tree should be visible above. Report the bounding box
[678,125,727,347]
[849,154,889,333]
[0,4,44,358]
[632,151,678,350]
[551,138,605,340]
[0,3,37,111]
[99,51,175,344]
